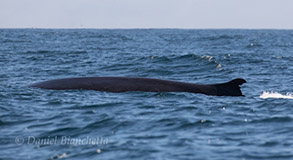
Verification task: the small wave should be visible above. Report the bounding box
[23,50,88,54]
[260,91,293,99]
[200,35,234,41]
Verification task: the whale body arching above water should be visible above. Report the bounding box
[29,77,246,96]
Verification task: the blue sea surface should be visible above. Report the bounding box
[0,29,292,160]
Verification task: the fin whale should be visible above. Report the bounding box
[28,77,246,96]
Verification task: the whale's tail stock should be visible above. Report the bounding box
[214,78,247,96]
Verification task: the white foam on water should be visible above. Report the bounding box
[260,91,293,99]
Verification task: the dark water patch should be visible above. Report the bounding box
[177,105,198,111]
[27,122,54,129]
[250,116,293,123]
[200,35,236,41]
[2,39,32,43]
[243,153,293,160]
[22,50,88,54]
[259,141,279,147]
[127,134,168,140]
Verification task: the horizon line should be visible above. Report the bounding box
[0,27,293,30]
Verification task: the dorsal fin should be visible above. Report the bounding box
[214,78,246,96]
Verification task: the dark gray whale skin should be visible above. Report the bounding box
[29,77,246,96]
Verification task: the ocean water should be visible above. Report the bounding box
[0,29,292,160]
